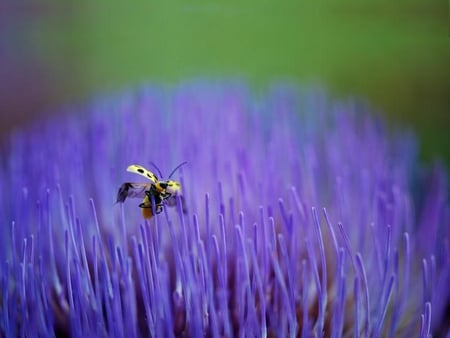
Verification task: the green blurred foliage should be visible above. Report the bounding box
[3,0,450,166]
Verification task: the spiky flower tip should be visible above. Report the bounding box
[1,83,449,337]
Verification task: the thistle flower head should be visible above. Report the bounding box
[1,83,449,337]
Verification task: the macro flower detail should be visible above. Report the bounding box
[1,83,449,337]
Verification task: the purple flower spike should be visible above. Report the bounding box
[1,82,449,337]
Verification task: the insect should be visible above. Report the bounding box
[116,162,187,219]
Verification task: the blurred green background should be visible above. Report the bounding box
[1,0,449,166]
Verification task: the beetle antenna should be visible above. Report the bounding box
[149,161,163,179]
[168,161,187,179]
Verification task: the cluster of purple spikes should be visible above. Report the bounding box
[0,83,449,337]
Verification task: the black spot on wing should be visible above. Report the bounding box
[137,168,145,174]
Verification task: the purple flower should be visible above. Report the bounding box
[1,83,449,337]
